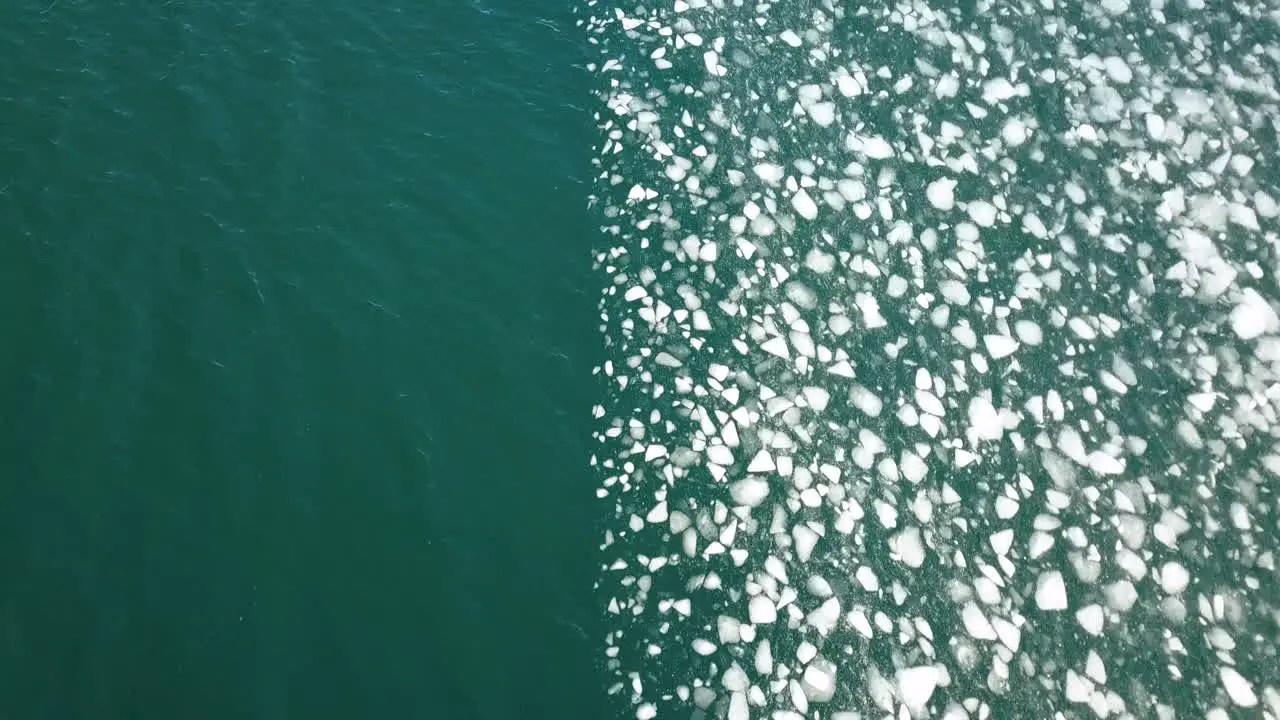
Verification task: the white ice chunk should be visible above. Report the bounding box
[984,334,1019,359]
[851,386,883,417]
[967,199,998,227]
[793,524,820,562]
[802,661,837,702]
[748,450,776,473]
[968,395,1004,441]
[897,666,940,713]
[707,445,734,466]
[807,102,836,127]
[1035,570,1068,611]
[807,597,841,636]
[856,135,894,159]
[916,389,946,418]
[1014,320,1043,346]
[939,279,971,306]
[802,386,831,413]
[992,617,1021,652]
[856,292,887,329]
[926,177,956,211]
[792,189,819,220]
[702,50,723,77]
[1076,604,1105,636]
[989,529,1014,556]
[731,478,770,507]
[761,336,790,358]
[961,602,998,641]
[722,664,749,692]
[1230,288,1277,340]
[692,638,717,656]
[1087,451,1125,476]
[754,163,785,184]
[894,527,926,568]
[1220,667,1257,707]
[749,595,777,624]
[1160,561,1190,594]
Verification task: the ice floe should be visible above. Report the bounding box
[587,0,1280,717]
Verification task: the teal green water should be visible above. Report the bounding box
[0,2,603,717]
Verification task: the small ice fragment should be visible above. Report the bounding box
[1105,580,1137,612]
[1145,113,1166,140]
[914,368,932,390]
[702,50,722,76]
[807,597,841,636]
[894,527,926,568]
[1057,428,1088,465]
[802,661,837,702]
[748,450,776,473]
[807,575,833,597]
[968,396,1003,441]
[926,177,956,211]
[856,292,887,328]
[984,335,1019,359]
[1035,570,1068,611]
[1085,650,1107,684]
[851,386,883,417]
[1014,320,1043,345]
[707,445,734,466]
[1230,288,1277,340]
[1172,88,1212,116]
[802,386,830,413]
[858,135,894,159]
[761,336,789,358]
[786,282,818,309]
[992,617,1021,651]
[1160,561,1190,594]
[1076,604,1105,635]
[856,566,879,592]
[731,478,770,507]
[961,602,998,640]
[967,199,998,227]
[805,249,835,273]
[723,663,749,692]
[807,102,836,127]
[939,279,971,306]
[749,595,777,624]
[897,666,940,712]
[989,529,1014,555]
[793,524,820,562]
[1220,667,1257,707]
[915,390,945,418]
[1065,670,1092,703]
[754,163,785,184]
[1103,56,1132,84]
[1087,451,1125,475]
[792,189,819,220]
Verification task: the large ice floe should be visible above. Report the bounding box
[583,0,1280,717]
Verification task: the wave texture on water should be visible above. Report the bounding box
[586,0,1280,717]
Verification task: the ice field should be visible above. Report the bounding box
[584,0,1280,717]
